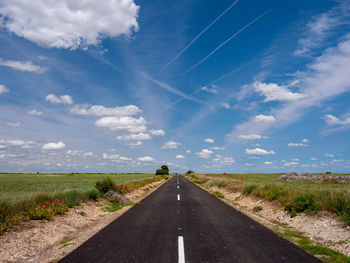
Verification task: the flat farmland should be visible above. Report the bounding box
[0,173,153,202]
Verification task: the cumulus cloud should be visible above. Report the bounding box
[176,155,184,159]
[284,162,298,167]
[102,152,131,162]
[212,155,235,165]
[161,141,181,149]
[150,129,165,136]
[238,134,267,140]
[27,109,43,115]
[201,85,219,94]
[70,104,141,116]
[42,141,66,150]
[6,122,22,127]
[95,116,147,133]
[264,161,273,165]
[186,150,191,153]
[210,146,225,150]
[128,141,143,148]
[117,133,151,141]
[0,139,36,149]
[302,138,309,143]
[254,114,276,123]
[67,150,93,157]
[0,84,9,94]
[324,114,350,125]
[325,153,334,158]
[0,0,140,49]
[45,94,73,105]
[311,158,317,161]
[245,148,275,155]
[138,156,154,162]
[204,138,214,143]
[0,58,47,73]
[252,81,306,102]
[196,149,213,159]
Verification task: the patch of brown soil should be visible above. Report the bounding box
[207,185,350,257]
[0,180,165,263]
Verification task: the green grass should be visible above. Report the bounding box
[212,191,224,199]
[193,173,350,225]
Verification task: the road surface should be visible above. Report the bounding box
[59,175,321,262]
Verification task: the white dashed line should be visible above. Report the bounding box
[177,185,179,189]
[177,194,180,201]
[178,236,185,263]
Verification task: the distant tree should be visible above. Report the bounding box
[161,165,169,172]
[186,170,194,175]
[156,169,169,175]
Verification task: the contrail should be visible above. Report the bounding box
[180,11,270,77]
[160,0,240,72]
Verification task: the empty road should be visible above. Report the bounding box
[59,175,321,263]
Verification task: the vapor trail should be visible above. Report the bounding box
[160,0,240,72]
[180,11,270,77]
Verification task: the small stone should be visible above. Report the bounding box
[277,216,283,220]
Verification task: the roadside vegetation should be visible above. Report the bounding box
[187,173,350,226]
[0,173,166,235]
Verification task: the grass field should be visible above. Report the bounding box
[0,173,153,202]
[0,173,160,234]
[189,173,350,225]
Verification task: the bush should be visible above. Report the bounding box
[95,177,115,194]
[186,170,194,174]
[88,189,100,201]
[161,165,169,172]
[253,206,263,212]
[156,169,168,175]
[285,194,318,216]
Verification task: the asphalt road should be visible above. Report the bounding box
[59,175,321,263]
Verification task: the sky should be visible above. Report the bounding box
[0,0,350,174]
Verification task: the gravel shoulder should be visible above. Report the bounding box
[0,179,166,263]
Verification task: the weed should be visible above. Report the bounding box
[79,211,87,216]
[253,206,263,212]
[285,194,318,216]
[60,236,74,249]
[103,201,124,212]
[243,184,257,194]
[192,178,208,185]
[212,191,224,199]
[95,177,115,194]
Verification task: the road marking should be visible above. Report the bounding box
[177,194,180,201]
[178,236,185,263]
[177,185,179,189]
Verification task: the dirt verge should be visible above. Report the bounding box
[0,179,166,263]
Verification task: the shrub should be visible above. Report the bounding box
[88,189,100,201]
[253,206,263,212]
[95,177,115,194]
[161,165,169,172]
[186,170,194,174]
[285,194,318,216]
[156,169,168,175]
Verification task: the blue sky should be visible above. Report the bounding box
[0,0,350,173]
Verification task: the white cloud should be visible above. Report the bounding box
[0,139,36,149]
[96,116,147,133]
[0,0,139,49]
[212,155,235,165]
[254,114,276,123]
[0,58,47,73]
[204,138,214,143]
[67,150,93,157]
[150,129,165,136]
[252,81,306,102]
[0,84,9,94]
[70,104,141,116]
[6,122,22,127]
[210,146,225,150]
[325,153,334,158]
[128,141,143,148]
[42,141,66,150]
[302,138,309,143]
[311,158,317,161]
[138,156,154,162]
[201,85,219,94]
[284,162,298,167]
[291,158,300,162]
[27,109,43,115]
[238,134,267,140]
[176,155,185,159]
[245,148,275,155]
[287,143,308,147]
[196,149,213,159]
[161,141,181,149]
[264,161,273,165]
[324,114,350,125]
[221,102,231,109]
[45,94,73,105]
[102,153,131,162]
[186,150,191,153]
[117,133,151,141]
